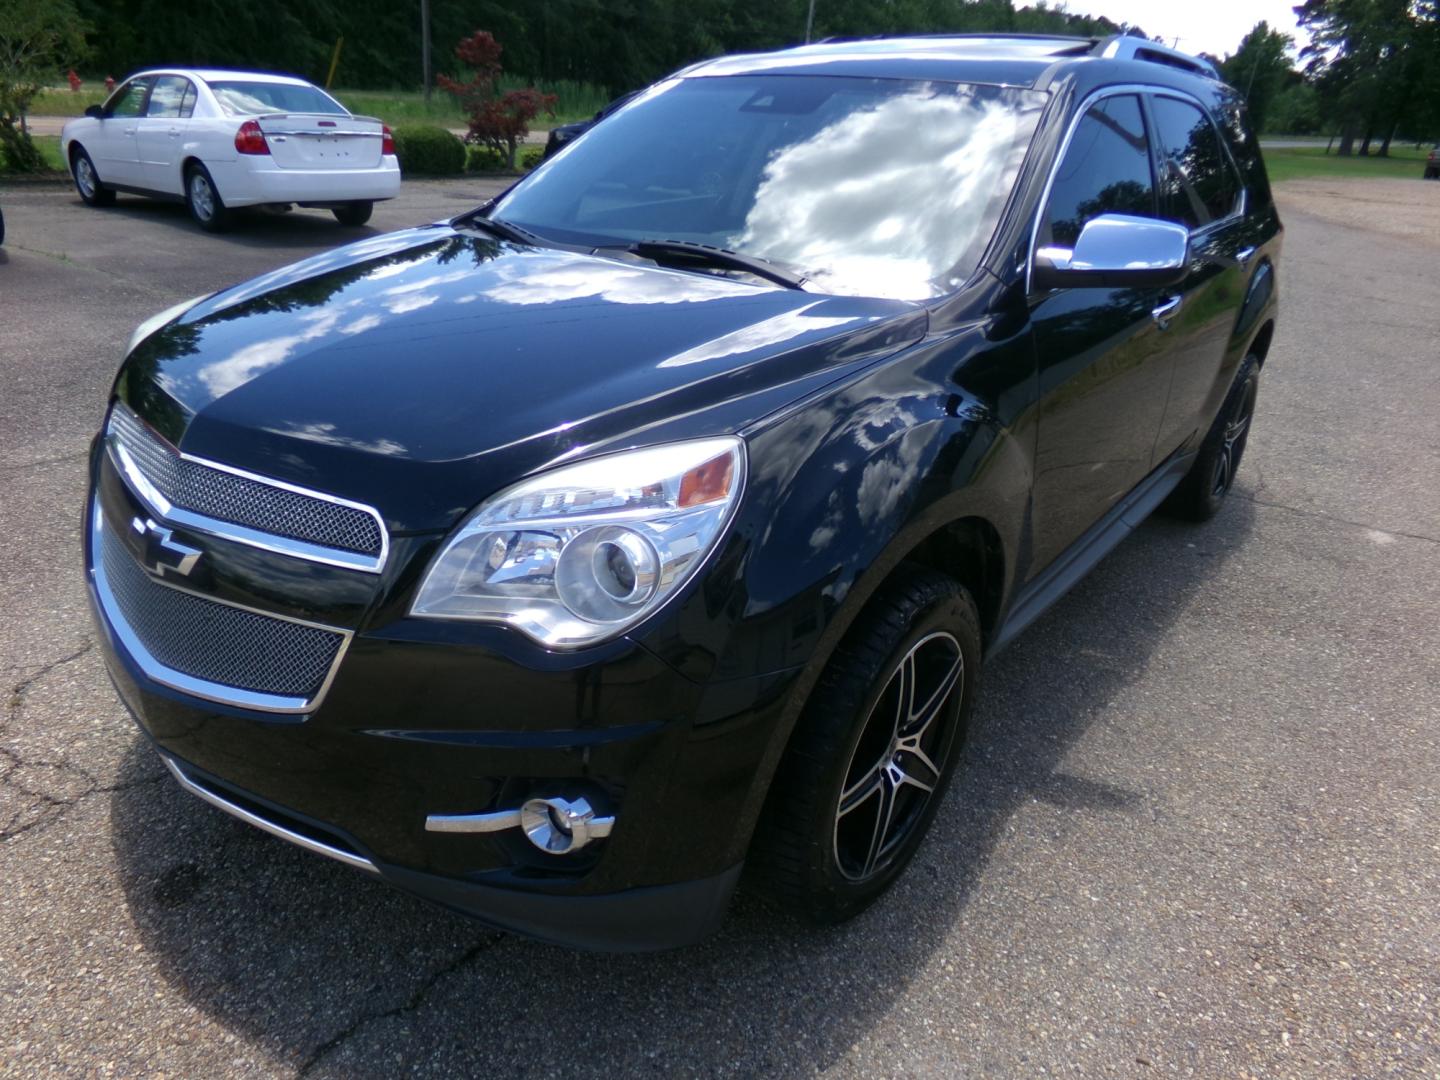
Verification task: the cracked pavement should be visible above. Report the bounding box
[1,177,1437,1077]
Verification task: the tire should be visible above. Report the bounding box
[1425,167,1439,180]
[1163,355,1260,522]
[185,163,232,233]
[71,147,115,207]
[332,201,373,227]
[750,566,982,924]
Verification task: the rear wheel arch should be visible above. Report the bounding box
[1247,319,1275,368]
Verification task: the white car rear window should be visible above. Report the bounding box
[208,81,347,117]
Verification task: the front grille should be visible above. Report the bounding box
[107,404,384,559]
[99,516,345,701]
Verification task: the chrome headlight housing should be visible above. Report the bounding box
[411,438,745,648]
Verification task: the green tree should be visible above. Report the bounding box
[1217,22,1293,135]
[1295,0,1428,155]
[0,0,88,171]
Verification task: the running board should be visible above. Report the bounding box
[988,450,1196,656]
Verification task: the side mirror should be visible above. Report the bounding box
[84,104,105,119]
[1033,214,1189,291]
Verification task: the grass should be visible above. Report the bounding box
[27,76,610,129]
[1263,144,1434,183]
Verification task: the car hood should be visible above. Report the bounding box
[120,225,926,532]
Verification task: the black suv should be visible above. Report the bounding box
[86,34,1280,950]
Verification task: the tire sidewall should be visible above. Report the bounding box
[801,581,981,920]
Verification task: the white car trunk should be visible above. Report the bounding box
[256,115,384,170]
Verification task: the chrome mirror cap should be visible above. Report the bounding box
[1033,213,1190,291]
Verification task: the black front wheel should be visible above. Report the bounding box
[1164,355,1260,522]
[751,566,981,924]
[332,201,373,227]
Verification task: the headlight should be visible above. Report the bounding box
[411,437,745,648]
[125,294,210,356]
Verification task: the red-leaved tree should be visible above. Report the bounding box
[437,31,555,168]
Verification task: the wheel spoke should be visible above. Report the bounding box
[902,651,962,741]
[1224,413,1251,449]
[892,739,941,792]
[891,649,916,743]
[838,761,884,819]
[861,771,899,878]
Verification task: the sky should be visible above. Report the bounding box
[1056,0,1311,61]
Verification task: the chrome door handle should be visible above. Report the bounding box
[1151,295,1182,329]
[1235,245,1257,269]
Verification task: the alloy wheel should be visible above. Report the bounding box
[833,630,964,882]
[189,173,215,221]
[1212,374,1257,497]
[75,156,95,199]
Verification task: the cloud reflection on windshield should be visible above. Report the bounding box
[736,93,1035,300]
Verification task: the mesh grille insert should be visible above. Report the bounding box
[108,405,383,558]
[101,520,344,699]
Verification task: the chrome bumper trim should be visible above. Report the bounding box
[161,755,378,874]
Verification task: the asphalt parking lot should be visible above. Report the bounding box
[1,177,1437,1077]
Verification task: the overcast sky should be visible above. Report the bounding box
[1057,0,1310,61]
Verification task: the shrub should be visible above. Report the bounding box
[465,144,509,173]
[520,145,544,170]
[438,30,556,168]
[390,124,464,176]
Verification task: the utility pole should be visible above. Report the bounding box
[421,0,433,104]
[805,0,817,43]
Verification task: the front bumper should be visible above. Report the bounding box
[86,442,796,949]
[155,751,740,950]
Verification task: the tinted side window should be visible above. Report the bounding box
[179,82,197,118]
[147,76,190,118]
[1150,96,1240,228]
[1041,94,1155,249]
[108,77,152,119]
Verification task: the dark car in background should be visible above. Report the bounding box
[1425,146,1438,178]
[86,33,1280,950]
[541,90,639,159]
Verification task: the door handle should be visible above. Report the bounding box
[168,128,180,137]
[1151,295,1182,329]
[1235,246,1257,269]
[123,127,136,136]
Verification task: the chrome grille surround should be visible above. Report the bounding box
[89,502,352,714]
[105,402,388,573]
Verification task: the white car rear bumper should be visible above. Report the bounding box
[209,156,401,207]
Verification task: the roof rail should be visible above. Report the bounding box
[815,32,1098,54]
[1093,34,1219,79]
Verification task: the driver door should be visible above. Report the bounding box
[1026,93,1177,573]
[94,76,151,187]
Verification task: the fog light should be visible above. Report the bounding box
[519,796,613,854]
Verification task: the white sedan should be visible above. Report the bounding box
[60,69,400,232]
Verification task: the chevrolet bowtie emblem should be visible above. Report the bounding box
[131,516,201,579]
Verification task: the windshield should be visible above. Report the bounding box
[207,80,347,117]
[493,75,1045,300]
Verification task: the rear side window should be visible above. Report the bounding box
[146,76,191,118]
[1149,96,1241,229]
[1041,94,1155,249]
[179,82,197,119]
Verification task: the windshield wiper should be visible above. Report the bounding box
[623,240,808,290]
[450,208,541,247]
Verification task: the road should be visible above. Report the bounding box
[1,179,1437,1077]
